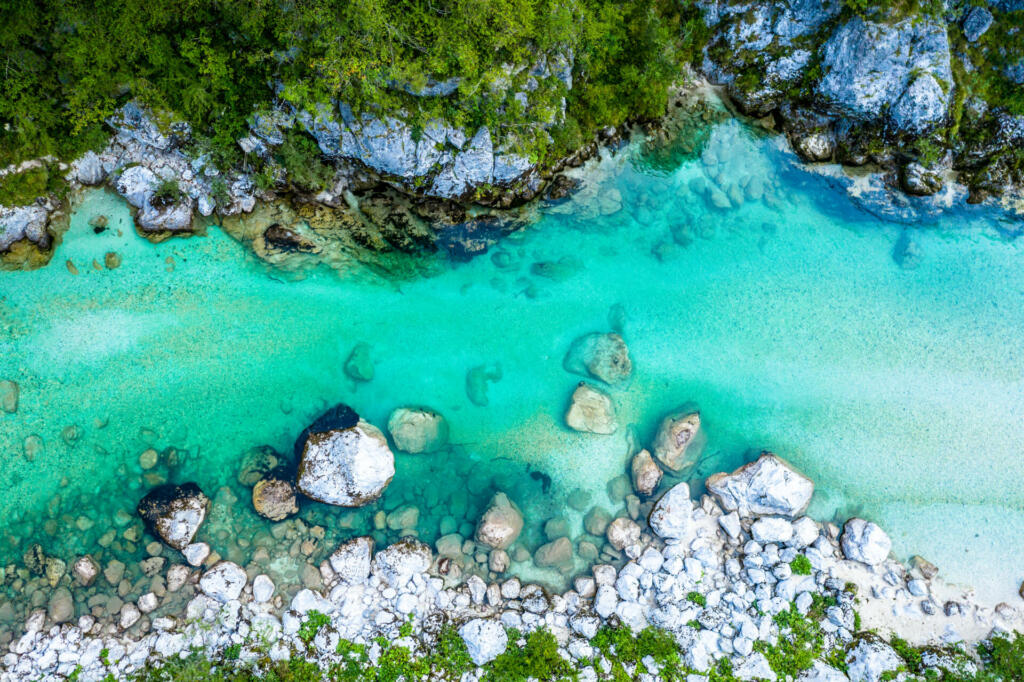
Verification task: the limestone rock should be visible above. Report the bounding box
[295,404,395,507]
[652,410,704,473]
[329,536,375,583]
[459,618,508,665]
[387,407,449,453]
[565,383,618,434]
[900,163,942,196]
[648,482,694,544]
[630,449,663,496]
[534,537,573,570]
[252,476,299,521]
[0,205,50,253]
[237,445,280,487]
[136,483,209,550]
[563,332,632,386]
[476,492,524,550]
[76,151,106,186]
[845,637,903,682]
[252,574,275,603]
[962,7,993,43]
[841,518,892,566]
[606,517,641,550]
[199,561,247,603]
[706,453,813,518]
[797,660,850,682]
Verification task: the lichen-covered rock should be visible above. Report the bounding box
[459,618,508,666]
[648,483,694,544]
[251,476,298,521]
[108,102,173,150]
[387,407,449,453]
[962,7,993,43]
[475,492,524,550]
[136,483,209,550]
[841,518,892,566]
[630,449,663,496]
[115,165,195,238]
[295,404,395,507]
[652,410,704,473]
[706,453,813,518]
[563,332,632,386]
[565,382,618,434]
[199,561,247,603]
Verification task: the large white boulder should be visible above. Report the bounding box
[841,519,892,566]
[459,618,508,665]
[845,637,903,682]
[372,538,432,587]
[648,483,694,544]
[475,492,523,550]
[199,562,247,603]
[296,408,395,507]
[706,453,813,518]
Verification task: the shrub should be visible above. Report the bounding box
[297,610,330,645]
[790,555,813,576]
[686,591,707,607]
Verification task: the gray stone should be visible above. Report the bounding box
[962,7,993,43]
[652,410,704,473]
[137,483,209,551]
[459,619,507,665]
[76,152,105,186]
[631,449,663,497]
[563,332,632,386]
[372,538,432,586]
[0,205,50,253]
[199,562,247,603]
[845,637,902,682]
[648,483,695,544]
[606,517,641,550]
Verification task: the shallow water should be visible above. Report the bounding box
[2,118,1024,611]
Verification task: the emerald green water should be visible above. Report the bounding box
[2,119,1024,606]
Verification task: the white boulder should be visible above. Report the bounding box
[296,419,395,506]
[841,519,892,566]
[845,637,903,682]
[329,536,375,583]
[706,453,813,518]
[475,492,524,550]
[565,383,618,434]
[459,619,508,665]
[648,483,694,544]
[199,561,247,603]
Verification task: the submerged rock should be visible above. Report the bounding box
[630,449,663,496]
[466,362,503,406]
[344,343,374,382]
[295,404,395,507]
[476,492,524,550]
[0,380,18,413]
[136,483,209,550]
[706,453,813,518]
[606,517,641,550]
[841,518,892,566]
[565,382,618,434]
[387,407,449,453]
[535,537,573,570]
[237,445,281,487]
[372,537,432,586]
[651,409,704,473]
[563,333,632,386]
[252,475,299,521]
[72,556,100,586]
[648,482,694,544]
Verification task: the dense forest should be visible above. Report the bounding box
[0,0,705,171]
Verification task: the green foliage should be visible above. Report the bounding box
[891,636,923,672]
[977,632,1024,682]
[482,628,577,682]
[755,603,826,678]
[152,177,181,207]
[223,644,242,661]
[0,164,66,206]
[297,610,330,645]
[591,625,689,681]
[275,131,335,192]
[0,0,692,173]
[790,554,813,576]
[686,591,707,607]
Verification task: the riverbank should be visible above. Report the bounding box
[4,451,1023,681]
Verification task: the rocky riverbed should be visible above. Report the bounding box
[4,448,1022,681]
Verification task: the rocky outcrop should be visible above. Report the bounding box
[294,404,395,507]
[564,383,618,434]
[845,636,903,682]
[386,407,449,454]
[706,453,813,518]
[114,166,197,241]
[136,483,209,550]
[475,493,523,550]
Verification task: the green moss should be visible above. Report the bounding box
[686,591,706,607]
[0,164,66,206]
[482,629,577,682]
[790,555,813,575]
[590,625,689,681]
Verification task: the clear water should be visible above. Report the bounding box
[2,117,1024,611]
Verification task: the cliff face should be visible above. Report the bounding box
[697,0,1024,202]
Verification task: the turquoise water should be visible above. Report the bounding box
[2,118,1024,608]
